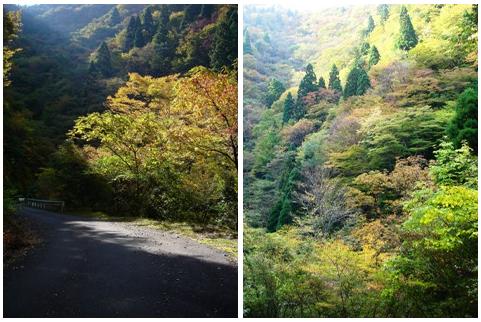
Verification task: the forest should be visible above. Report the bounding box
[243,4,477,317]
[4,4,238,256]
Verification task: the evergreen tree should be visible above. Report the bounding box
[282,92,295,124]
[123,16,137,51]
[265,78,285,107]
[134,16,144,48]
[397,6,418,50]
[365,15,375,34]
[90,41,112,77]
[244,29,253,55]
[209,6,237,71]
[151,12,173,75]
[447,87,477,152]
[378,4,390,23]
[297,63,318,100]
[328,64,343,94]
[368,45,380,67]
[344,66,370,98]
[360,41,370,55]
[344,67,360,98]
[142,7,154,40]
[109,7,121,25]
[355,68,371,95]
[318,76,326,89]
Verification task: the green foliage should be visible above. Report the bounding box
[282,92,295,124]
[344,66,370,98]
[430,140,477,188]
[328,64,342,93]
[297,63,318,100]
[89,41,113,77]
[447,87,477,152]
[209,6,237,71]
[109,7,121,25]
[396,6,418,51]
[3,10,21,87]
[368,45,380,67]
[244,29,253,54]
[377,4,389,23]
[365,15,375,35]
[318,76,326,89]
[265,78,285,108]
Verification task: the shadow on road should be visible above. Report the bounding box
[4,208,238,318]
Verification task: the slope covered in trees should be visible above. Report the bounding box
[4,5,238,238]
[244,4,477,317]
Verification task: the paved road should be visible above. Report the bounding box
[3,207,237,318]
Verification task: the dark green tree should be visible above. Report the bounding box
[282,92,295,124]
[123,16,137,51]
[397,6,418,50]
[244,29,253,54]
[344,67,360,98]
[328,64,343,94]
[355,68,371,96]
[297,63,318,100]
[142,7,154,40]
[377,4,389,23]
[447,87,477,152]
[151,12,173,75]
[209,6,237,71]
[318,76,326,89]
[90,41,113,77]
[109,7,121,25]
[265,78,285,108]
[134,16,144,48]
[360,41,370,55]
[368,45,380,67]
[365,15,375,35]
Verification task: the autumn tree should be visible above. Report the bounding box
[3,10,21,86]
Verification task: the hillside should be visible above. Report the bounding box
[244,4,477,317]
[4,4,238,253]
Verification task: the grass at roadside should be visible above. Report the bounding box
[65,209,238,261]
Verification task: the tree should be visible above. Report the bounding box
[343,67,359,98]
[360,42,370,55]
[265,78,285,107]
[109,7,121,25]
[296,166,355,235]
[365,15,375,35]
[209,6,237,70]
[123,16,137,51]
[328,64,343,94]
[377,4,389,23]
[89,41,113,77]
[430,141,477,188]
[447,87,477,152]
[318,76,326,89]
[134,16,144,48]
[368,45,380,67]
[297,64,318,100]
[3,10,21,86]
[142,6,155,40]
[282,92,295,124]
[396,6,418,51]
[151,9,174,75]
[355,68,371,96]
[244,29,253,54]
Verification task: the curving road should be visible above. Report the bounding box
[3,207,237,318]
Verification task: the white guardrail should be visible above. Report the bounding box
[20,198,65,213]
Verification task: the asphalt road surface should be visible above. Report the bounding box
[3,207,237,318]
